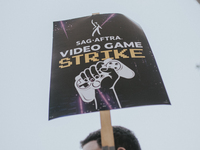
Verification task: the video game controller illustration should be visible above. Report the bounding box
[74,58,135,109]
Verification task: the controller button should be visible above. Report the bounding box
[95,75,99,79]
[93,81,101,87]
[90,78,95,82]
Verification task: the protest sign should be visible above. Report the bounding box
[49,13,170,120]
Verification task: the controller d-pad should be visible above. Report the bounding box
[107,61,121,71]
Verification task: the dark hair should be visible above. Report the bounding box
[81,126,141,150]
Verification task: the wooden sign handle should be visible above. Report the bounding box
[100,110,115,150]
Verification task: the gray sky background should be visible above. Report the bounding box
[1,0,200,150]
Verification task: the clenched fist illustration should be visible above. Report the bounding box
[74,58,135,109]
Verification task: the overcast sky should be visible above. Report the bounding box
[1,0,200,150]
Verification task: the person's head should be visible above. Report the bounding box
[81,126,141,150]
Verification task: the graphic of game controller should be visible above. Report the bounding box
[74,58,135,109]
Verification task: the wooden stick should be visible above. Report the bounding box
[100,110,115,150]
[92,12,100,15]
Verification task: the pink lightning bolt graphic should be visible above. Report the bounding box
[101,13,115,27]
[97,89,112,109]
[60,21,68,39]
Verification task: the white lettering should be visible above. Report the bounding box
[116,36,122,40]
[60,50,69,57]
[135,42,143,48]
[83,46,91,53]
[74,48,82,55]
[123,42,134,48]
[104,43,113,49]
[91,44,101,51]
[114,42,124,48]
[94,38,100,42]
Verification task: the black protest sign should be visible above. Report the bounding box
[49,13,170,120]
